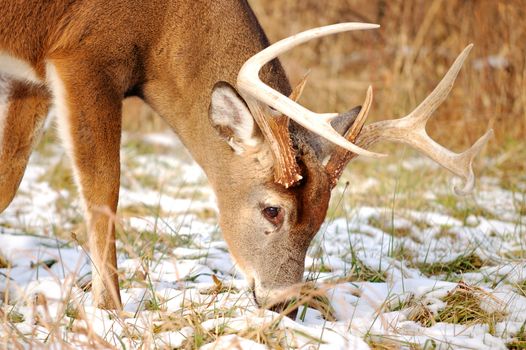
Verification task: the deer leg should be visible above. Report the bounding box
[47,63,123,309]
[0,80,51,213]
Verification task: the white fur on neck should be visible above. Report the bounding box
[0,52,43,152]
[0,79,10,152]
[0,52,42,84]
[46,62,85,210]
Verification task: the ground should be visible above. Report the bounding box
[0,130,525,349]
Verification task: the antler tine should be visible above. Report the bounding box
[404,44,472,126]
[451,129,493,195]
[289,72,309,102]
[237,23,386,160]
[334,45,493,195]
[326,86,374,188]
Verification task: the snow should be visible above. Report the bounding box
[0,131,525,349]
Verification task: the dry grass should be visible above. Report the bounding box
[396,282,508,332]
[435,282,507,333]
[0,254,8,269]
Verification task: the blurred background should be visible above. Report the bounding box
[123,0,525,162]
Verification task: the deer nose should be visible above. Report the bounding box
[268,300,298,319]
[252,285,299,319]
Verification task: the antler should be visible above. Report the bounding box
[237,23,386,187]
[326,86,373,188]
[240,77,310,188]
[326,45,493,195]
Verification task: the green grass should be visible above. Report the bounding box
[415,252,485,278]
[7,310,25,324]
[507,321,526,349]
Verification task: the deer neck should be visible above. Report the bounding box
[142,0,291,190]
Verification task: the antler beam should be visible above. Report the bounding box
[237,23,387,187]
[237,23,385,159]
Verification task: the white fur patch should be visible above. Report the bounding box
[0,79,10,152]
[0,52,42,84]
[46,63,73,154]
[46,62,85,207]
[210,84,260,154]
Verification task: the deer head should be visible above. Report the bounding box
[207,23,492,310]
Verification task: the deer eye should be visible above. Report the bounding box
[262,206,283,226]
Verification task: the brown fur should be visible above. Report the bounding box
[0,82,50,211]
[0,0,337,309]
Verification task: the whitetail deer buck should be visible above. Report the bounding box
[0,1,492,311]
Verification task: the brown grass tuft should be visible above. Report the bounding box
[0,254,9,269]
[435,282,507,333]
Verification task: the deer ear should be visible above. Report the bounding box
[209,82,262,154]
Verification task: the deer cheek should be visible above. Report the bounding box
[294,151,332,236]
